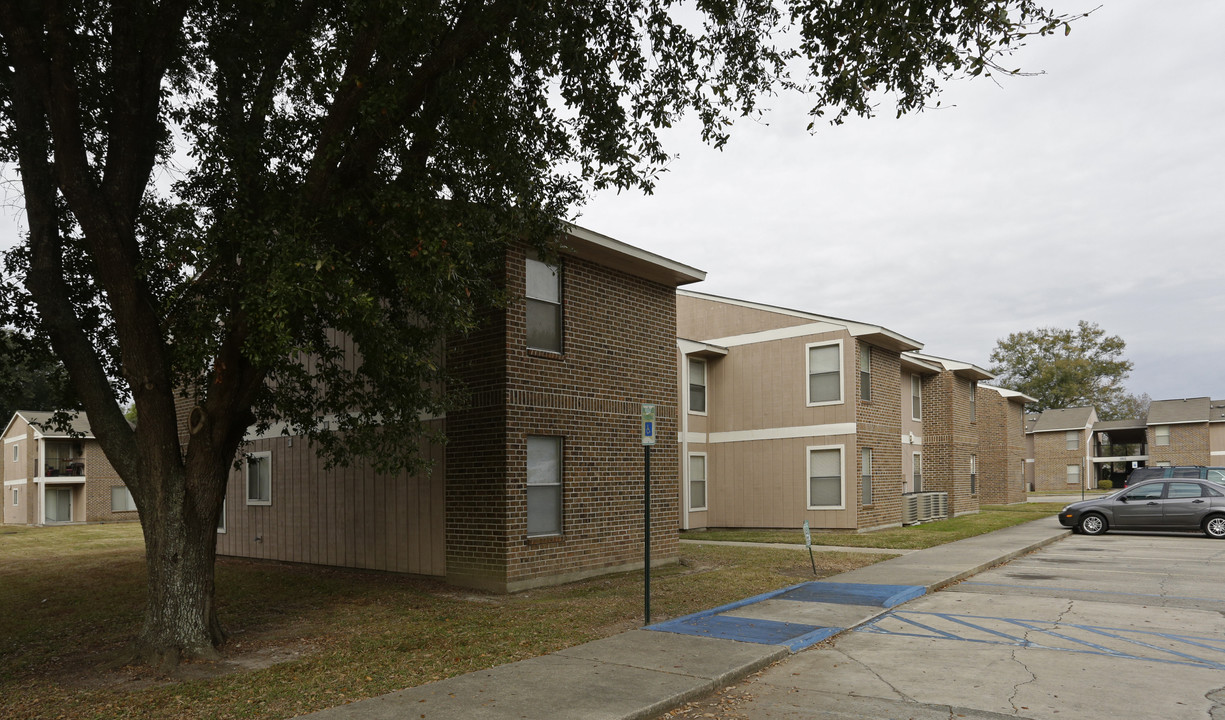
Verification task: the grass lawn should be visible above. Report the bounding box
[681,503,1066,550]
[0,523,886,720]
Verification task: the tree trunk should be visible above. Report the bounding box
[136,470,227,671]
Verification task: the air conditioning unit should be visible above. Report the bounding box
[902,494,919,525]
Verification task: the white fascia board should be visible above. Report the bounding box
[678,339,729,356]
[704,423,857,444]
[980,384,1038,404]
[703,321,849,348]
[4,434,27,444]
[907,352,994,380]
[900,353,944,374]
[564,223,706,284]
[4,479,28,486]
[1148,419,1211,427]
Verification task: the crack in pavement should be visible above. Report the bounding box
[1207,687,1225,720]
[1006,599,1071,714]
[831,647,917,704]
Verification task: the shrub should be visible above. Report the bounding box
[1098,479,1113,490]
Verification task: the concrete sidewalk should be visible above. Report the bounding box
[297,519,1070,720]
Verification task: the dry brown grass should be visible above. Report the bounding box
[0,523,886,720]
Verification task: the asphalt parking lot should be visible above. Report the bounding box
[702,525,1225,719]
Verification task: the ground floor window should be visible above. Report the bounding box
[111,486,137,512]
[970,454,978,495]
[246,451,272,505]
[1066,464,1080,485]
[689,453,707,511]
[861,448,873,505]
[808,446,844,509]
[912,452,923,493]
[527,436,563,536]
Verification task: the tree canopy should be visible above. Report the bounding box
[989,320,1143,419]
[0,0,1086,667]
[0,328,76,421]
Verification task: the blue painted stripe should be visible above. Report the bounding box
[778,582,926,607]
[958,581,1225,603]
[649,614,823,645]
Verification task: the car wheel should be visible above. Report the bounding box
[1078,513,1107,536]
[1203,515,1225,539]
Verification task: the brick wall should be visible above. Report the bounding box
[855,344,903,530]
[1147,423,1210,466]
[82,440,137,523]
[1032,431,1088,491]
[447,242,681,592]
[976,391,1027,504]
[920,371,980,516]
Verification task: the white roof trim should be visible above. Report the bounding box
[564,223,706,284]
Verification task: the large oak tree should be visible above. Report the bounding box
[0,0,1084,668]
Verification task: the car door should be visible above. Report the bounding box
[1112,482,1165,528]
[1162,481,1210,529]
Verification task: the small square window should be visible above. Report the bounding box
[110,486,137,512]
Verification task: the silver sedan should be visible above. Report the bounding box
[1058,479,1225,538]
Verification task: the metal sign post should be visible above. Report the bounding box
[803,520,817,576]
[641,403,656,625]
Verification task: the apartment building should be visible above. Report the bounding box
[677,291,1032,532]
[215,226,704,592]
[2,410,132,526]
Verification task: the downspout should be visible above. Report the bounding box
[679,345,690,531]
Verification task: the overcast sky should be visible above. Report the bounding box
[1,2,1221,405]
[578,0,1225,404]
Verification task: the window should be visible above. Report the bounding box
[246,452,272,505]
[912,452,923,493]
[861,448,873,505]
[911,375,922,420]
[11,488,17,506]
[970,454,978,495]
[11,444,16,463]
[689,454,707,511]
[1155,425,1170,446]
[217,497,227,533]
[860,346,872,402]
[688,358,707,414]
[111,486,137,512]
[806,341,842,406]
[1065,431,1079,451]
[1066,463,1080,486]
[1127,483,1164,501]
[526,257,561,352]
[1168,482,1203,499]
[527,436,562,536]
[969,382,977,423]
[807,446,844,509]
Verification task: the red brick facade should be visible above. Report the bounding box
[855,344,904,530]
[920,371,980,517]
[1147,423,1210,466]
[976,389,1027,504]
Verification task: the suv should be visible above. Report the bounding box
[1124,466,1225,487]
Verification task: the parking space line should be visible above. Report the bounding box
[957,581,1225,603]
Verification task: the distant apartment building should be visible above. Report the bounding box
[2,410,133,526]
[676,291,1032,533]
[1025,397,1225,490]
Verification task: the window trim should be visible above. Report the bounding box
[12,444,17,463]
[526,435,563,537]
[970,454,978,495]
[1066,463,1081,485]
[805,339,844,407]
[969,381,977,424]
[806,444,846,510]
[11,487,17,506]
[245,451,273,506]
[688,357,708,416]
[525,256,563,354]
[110,486,137,513]
[217,495,227,534]
[912,451,923,493]
[1065,430,1079,451]
[688,452,708,512]
[911,374,922,421]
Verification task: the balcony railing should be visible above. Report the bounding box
[1094,443,1147,458]
[42,458,86,477]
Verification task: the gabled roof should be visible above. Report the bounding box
[563,224,705,287]
[3,410,95,439]
[1031,407,1096,433]
[677,289,924,353]
[904,352,994,382]
[1147,397,1211,426]
[1212,399,1225,424]
[1094,418,1147,431]
[980,384,1038,405]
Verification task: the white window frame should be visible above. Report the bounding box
[525,256,562,353]
[526,435,563,537]
[805,339,844,407]
[1065,430,1079,451]
[807,444,845,510]
[1155,425,1170,447]
[688,452,708,511]
[1066,463,1081,485]
[217,496,227,534]
[11,487,17,506]
[969,382,977,423]
[110,486,137,512]
[245,451,272,506]
[688,357,708,416]
[860,346,872,403]
[970,454,978,495]
[912,451,923,493]
[911,375,922,421]
[12,444,17,463]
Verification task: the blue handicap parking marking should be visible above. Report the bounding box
[857,610,1225,670]
[779,582,926,607]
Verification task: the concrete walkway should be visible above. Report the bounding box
[297,519,1070,720]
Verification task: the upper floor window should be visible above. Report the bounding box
[806,340,842,406]
[11,444,17,463]
[969,382,977,423]
[526,257,562,353]
[1065,430,1079,451]
[688,357,707,414]
[860,347,872,402]
[1155,425,1170,446]
[246,452,272,505]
